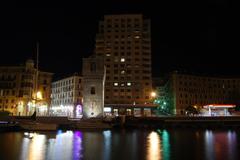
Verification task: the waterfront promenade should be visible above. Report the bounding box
[1,115,240,131]
[123,116,240,129]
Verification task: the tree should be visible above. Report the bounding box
[153,99,172,115]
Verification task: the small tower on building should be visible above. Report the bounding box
[82,55,105,118]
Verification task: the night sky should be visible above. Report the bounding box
[2,1,239,79]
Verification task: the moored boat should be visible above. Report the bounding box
[20,122,58,131]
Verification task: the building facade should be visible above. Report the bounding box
[82,55,105,118]
[95,14,152,105]
[0,59,53,116]
[164,72,240,114]
[50,74,82,118]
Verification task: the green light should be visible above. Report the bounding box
[157,129,161,134]
[162,130,170,160]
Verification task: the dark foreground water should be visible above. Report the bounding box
[0,129,239,160]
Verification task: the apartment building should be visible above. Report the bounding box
[95,14,152,105]
[0,59,53,115]
[50,74,82,117]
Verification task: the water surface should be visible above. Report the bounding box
[0,129,239,160]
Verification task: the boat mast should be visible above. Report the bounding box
[35,42,39,113]
[36,42,39,93]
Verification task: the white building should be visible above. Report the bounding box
[50,74,83,118]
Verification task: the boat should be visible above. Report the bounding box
[0,121,20,132]
[23,132,34,139]
[20,122,58,131]
[70,121,112,129]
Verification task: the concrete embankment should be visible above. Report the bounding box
[1,116,113,131]
[2,116,240,131]
[123,116,240,129]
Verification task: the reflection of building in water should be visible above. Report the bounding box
[20,133,47,160]
[161,130,170,160]
[147,131,161,160]
[20,131,83,160]
[204,130,237,160]
[50,74,83,118]
[103,130,112,160]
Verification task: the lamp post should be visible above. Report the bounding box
[35,91,43,116]
[0,90,6,112]
[150,91,156,99]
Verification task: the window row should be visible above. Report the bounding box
[52,79,81,88]
[0,99,15,103]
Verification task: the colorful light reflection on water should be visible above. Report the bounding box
[19,131,83,160]
[204,130,238,160]
[0,129,239,160]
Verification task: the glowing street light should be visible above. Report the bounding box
[151,91,156,98]
[36,91,42,100]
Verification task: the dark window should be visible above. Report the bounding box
[90,87,96,95]
[90,62,97,72]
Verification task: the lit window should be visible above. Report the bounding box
[121,70,125,74]
[127,82,131,86]
[120,83,125,87]
[104,107,112,112]
[120,58,125,62]
[134,35,140,39]
[113,82,119,86]
[106,53,111,57]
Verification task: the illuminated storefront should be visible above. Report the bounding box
[104,104,157,117]
[202,104,236,116]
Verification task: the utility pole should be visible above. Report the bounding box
[1,90,4,112]
[36,42,39,97]
[35,42,39,115]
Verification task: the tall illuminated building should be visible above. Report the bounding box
[95,14,152,107]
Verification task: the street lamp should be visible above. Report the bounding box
[36,91,43,100]
[150,91,156,98]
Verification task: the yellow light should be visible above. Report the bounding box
[28,102,32,106]
[36,91,42,100]
[151,92,156,98]
[147,131,161,160]
[18,101,24,105]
